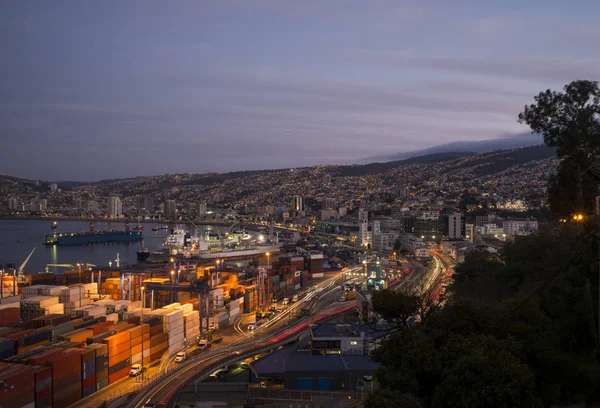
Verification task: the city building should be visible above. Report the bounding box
[85,200,98,214]
[136,195,153,212]
[197,202,207,218]
[447,212,465,239]
[323,198,336,210]
[465,223,474,243]
[338,206,347,217]
[49,183,57,193]
[250,346,379,391]
[415,213,439,241]
[293,196,303,212]
[372,232,398,250]
[310,323,366,355]
[107,195,122,218]
[164,200,177,219]
[7,197,18,210]
[502,218,538,236]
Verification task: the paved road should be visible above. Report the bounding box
[69,272,347,408]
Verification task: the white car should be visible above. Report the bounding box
[175,352,186,363]
[247,323,257,331]
[129,364,146,377]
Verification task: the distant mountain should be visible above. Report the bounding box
[367,133,543,162]
[338,152,475,177]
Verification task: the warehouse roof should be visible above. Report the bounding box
[251,347,380,377]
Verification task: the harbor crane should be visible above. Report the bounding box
[1,247,36,297]
[18,247,36,277]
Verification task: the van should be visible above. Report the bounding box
[175,351,186,363]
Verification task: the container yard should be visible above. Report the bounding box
[0,249,326,407]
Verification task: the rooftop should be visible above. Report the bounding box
[311,323,363,338]
[251,346,380,377]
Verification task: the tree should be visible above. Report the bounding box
[366,390,423,408]
[518,80,600,216]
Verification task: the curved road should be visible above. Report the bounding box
[129,275,353,407]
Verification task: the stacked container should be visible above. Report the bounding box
[164,310,184,353]
[18,327,53,354]
[149,332,168,363]
[0,363,35,408]
[86,342,109,391]
[243,285,258,313]
[20,296,64,320]
[72,304,106,318]
[127,324,150,367]
[103,332,131,384]
[79,347,96,397]
[182,310,200,340]
[34,365,52,407]
[0,307,20,326]
[59,286,91,314]
[45,348,82,407]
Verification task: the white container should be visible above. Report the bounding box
[175,304,194,313]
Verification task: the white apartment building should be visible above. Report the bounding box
[503,219,538,236]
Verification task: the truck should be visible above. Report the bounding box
[198,339,210,350]
[198,332,223,349]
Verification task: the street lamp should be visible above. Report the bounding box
[140,286,146,382]
[77,263,82,304]
[266,252,271,304]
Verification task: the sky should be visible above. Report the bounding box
[1,0,599,181]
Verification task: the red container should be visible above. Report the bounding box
[27,347,65,365]
[0,308,20,326]
[0,364,35,408]
[53,381,80,408]
[83,374,96,389]
[108,366,130,384]
[45,348,81,381]
[89,321,114,335]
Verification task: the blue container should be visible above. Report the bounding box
[76,319,100,330]
[143,317,161,327]
[0,349,14,360]
[83,384,96,398]
[22,329,52,347]
[84,359,96,379]
[0,338,15,354]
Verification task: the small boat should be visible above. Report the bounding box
[134,224,144,232]
[160,225,169,230]
[151,225,159,232]
[136,240,150,261]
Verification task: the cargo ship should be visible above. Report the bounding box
[44,221,143,246]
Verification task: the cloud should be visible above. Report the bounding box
[347,51,600,84]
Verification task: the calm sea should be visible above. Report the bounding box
[0,219,200,274]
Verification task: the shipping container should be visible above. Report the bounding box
[108,366,130,384]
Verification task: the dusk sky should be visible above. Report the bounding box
[1,1,599,181]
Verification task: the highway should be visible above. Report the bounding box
[128,272,353,408]
[68,272,350,408]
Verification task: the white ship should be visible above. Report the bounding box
[163,227,281,260]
